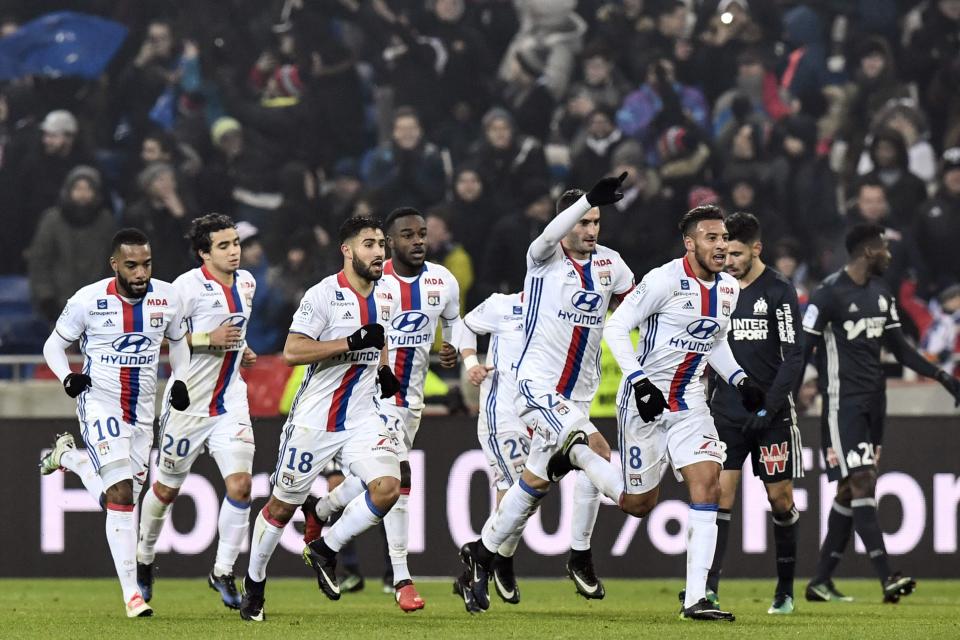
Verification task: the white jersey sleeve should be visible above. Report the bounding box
[55,294,87,342]
[605,267,672,385]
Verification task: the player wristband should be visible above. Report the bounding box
[463,355,480,371]
[192,332,210,347]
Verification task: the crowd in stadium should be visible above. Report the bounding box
[0,0,958,368]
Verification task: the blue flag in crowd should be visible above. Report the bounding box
[0,11,127,80]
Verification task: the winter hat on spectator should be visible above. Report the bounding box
[688,186,720,209]
[333,157,361,180]
[658,126,699,160]
[211,116,242,146]
[942,147,960,174]
[482,107,515,131]
[60,165,101,201]
[611,140,645,169]
[272,64,303,98]
[236,221,260,245]
[138,162,174,192]
[41,109,78,135]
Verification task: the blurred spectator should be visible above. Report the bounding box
[567,107,627,189]
[27,166,114,321]
[779,4,834,104]
[843,178,910,290]
[500,49,556,141]
[467,107,549,211]
[859,128,928,231]
[237,222,288,354]
[903,0,960,116]
[425,210,473,307]
[656,125,713,213]
[712,50,788,142]
[858,100,938,185]
[123,162,197,281]
[446,166,496,263]
[717,120,772,188]
[320,158,364,231]
[914,148,960,296]
[626,0,691,83]
[922,284,960,372]
[364,107,446,212]
[122,128,201,204]
[721,174,784,246]
[113,19,181,140]
[556,45,628,141]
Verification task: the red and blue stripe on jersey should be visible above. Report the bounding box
[203,265,244,416]
[669,259,719,411]
[326,272,377,431]
[556,250,594,398]
[385,261,424,408]
[107,279,147,424]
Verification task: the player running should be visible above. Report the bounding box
[603,205,768,622]
[456,174,635,613]
[39,228,191,618]
[238,216,403,622]
[706,212,804,614]
[134,214,257,609]
[301,207,461,612]
[802,223,960,603]
[456,291,526,604]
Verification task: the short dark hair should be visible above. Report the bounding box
[557,188,585,214]
[111,228,149,253]
[188,213,236,262]
[678,204,725,236]
[339,215,383,244]
[383,206,424,233]
[845,222,885,256]
[725,211,761,244]
[392,106,420,125]
[855,176,886,195]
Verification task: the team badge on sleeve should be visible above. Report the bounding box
[427,291,440,306]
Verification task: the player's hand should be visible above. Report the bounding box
[63,373,92,398]
[347,323,385,351]
[737,378,766,413]
[935,370,960,407]
[467,364,494,387]
[585,172,628,206]
[378,365,400,399]
[241,346,258,367]
[209,324,243,347]
[170,380,191,411]
[439,342,458,368]
[633,377,668,423]
[741,410,772,433]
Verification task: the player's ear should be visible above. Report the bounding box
[754,240,762,257]
[109,254,118,273]
[682,234,694,252]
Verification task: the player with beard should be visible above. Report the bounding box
[706,212,804,614]
[301,207,462,612]
[238,216,403,622]
[134,214,258,610]
[603,205,767,621]
[39,228,192,617]
[802,223,960,603]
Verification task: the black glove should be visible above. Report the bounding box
[378,365,401,399]
[63,373,92,398]
[936,370,960,407]
[741,410,773,434]
[170,380,191,411]
[633,377,668,423]
[737,377,766,413]
[585,172,628,206]
[346,323,385,351]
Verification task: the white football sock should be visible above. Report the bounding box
[317,475,364,520]
[383,492,410,583]
[568,445,623,502]
[324,491,384,552]
[570,471,601,551]
[105,503,140,602]
[136,484,173,565]
[684,505,719,609]
[213,497,251,577]
[247,507,285,582]
[61,449,104,505]
[481,479,545,554]
[497,531,523,558]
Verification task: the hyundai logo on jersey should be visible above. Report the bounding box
[686,318,721,340]
[220,315,247,328]
[112,333,153,354]
[571,291,603,313]
[392,311,430,333]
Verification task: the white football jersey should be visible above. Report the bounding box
[606,257,742,411]
[287,271,400,430]
[517,244,634,401]
[55,278,185,426]
[170,266,256,417]
[383,260,461,409]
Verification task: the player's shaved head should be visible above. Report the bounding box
[845,223,885,257]
[110,228,152,298]
[111,227,150,255]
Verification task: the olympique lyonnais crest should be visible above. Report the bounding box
[427,291,440,306]
[722,301,731,317]
[150,312,163,328]
[381,306,391,322]
[599,270,612,286]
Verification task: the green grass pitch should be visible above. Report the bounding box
[2,578,959,639]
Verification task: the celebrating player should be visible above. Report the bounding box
[456,291,526,603]
[300,207,462,611]
[238,216,403,622]
[707,212,804,614]
[39,229,191,618]
[603,205,767,621]
[803,223,960,603]
[456,174,635,613]
[135,214,257,609]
